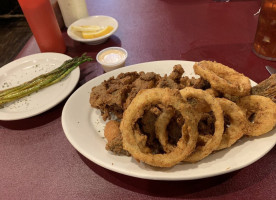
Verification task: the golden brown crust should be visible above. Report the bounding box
[251,74,276,103]
[237,95,276,136]
[154,109,175,153]
[120,88,198,168]
[104,120,130,156]
[104,120,121,143]
[216,98,247,150]
[180,87,224,163]
[194,61,251,97]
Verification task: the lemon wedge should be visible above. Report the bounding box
[71,25,102,32]
[82,26,114,39]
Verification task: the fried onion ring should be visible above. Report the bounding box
[180,87,224,162]
[155,109,175,153]
[236,95,276,136]
[205,88,220,97]
[120,88,198,168]
[194,61,251,97]
[216,98,247,150]
[133,125,152,154]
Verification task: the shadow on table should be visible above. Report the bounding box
[78,145,275,198]
[64,34,122,84]
[65,35,122,59]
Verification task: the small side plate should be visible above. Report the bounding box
[0,53,80,121]
[67,15,119,45]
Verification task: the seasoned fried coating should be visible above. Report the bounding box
[251,74,276,103]
[180,76,210,89]
[90,72,139,120]
[180,87,224,163]
[120,88,198,168]
[216,98,247,150]
[168,64,185,82]
[90,65,211,121]
[157,75,180,89]
[104,120,121,142]
[237,95,276,136]
[105,135,130,156]
[194,61,251,96]
[104,120,130,156]
[138,107,164,154]
[167,113,184,145]
[198,112,215,135]
[124,72,161,109]
[157,65,185,89]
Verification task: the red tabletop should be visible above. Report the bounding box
[1,0,275,199]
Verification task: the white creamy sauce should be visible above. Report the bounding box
[99,49,126,65]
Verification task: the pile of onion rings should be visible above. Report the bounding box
[97,61,276,168]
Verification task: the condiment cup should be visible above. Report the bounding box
[67,15,118,45]
[96,47,128,72]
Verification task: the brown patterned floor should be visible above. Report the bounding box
[0,17,32,67]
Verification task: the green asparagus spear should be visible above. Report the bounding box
[0,55,86,97]
[0,54,92,107]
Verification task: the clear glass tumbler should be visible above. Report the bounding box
[253,0,276,61]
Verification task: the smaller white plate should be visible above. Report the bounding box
[67,15,119,45]
[0,53,80,121]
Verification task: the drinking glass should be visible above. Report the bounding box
[253,0,276,61]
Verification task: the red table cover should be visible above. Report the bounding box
[1,0,275,199]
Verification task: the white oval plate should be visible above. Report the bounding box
[0,53,80,121]
[61,60,276,180]
[67,15,119,45]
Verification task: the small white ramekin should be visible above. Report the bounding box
[96,47,128,72]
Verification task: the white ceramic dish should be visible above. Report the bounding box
[96,47,128,72]
[67,15,119,45]
[61,60,276,180]
[0,53,80,121]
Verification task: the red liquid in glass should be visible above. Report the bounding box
[18,0,66,53]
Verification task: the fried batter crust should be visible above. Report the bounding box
[90,65,211,121]
[237,95,276,136]
[104,120,130,156]
[90,72,139,120]
[251,74,276,102]
[194,61,251,96]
